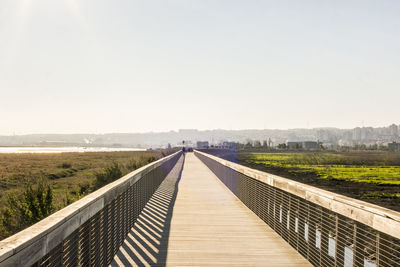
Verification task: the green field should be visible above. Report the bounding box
[227,151,400,211]
[241,152,400,185]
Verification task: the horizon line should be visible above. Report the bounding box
[1,124,399,136]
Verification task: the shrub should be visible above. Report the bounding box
[0,180,54,238]
[78,182,91,195]
[147,156,156,163]
[60,162,72,168]
[94,162,122,189]
[126,159,139,171]
[126,156,156,172]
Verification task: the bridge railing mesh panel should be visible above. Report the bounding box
[28,152,181,267]
[195,151,400,267]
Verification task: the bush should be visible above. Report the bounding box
[78,182,91,195]
[0,180,54,238]
[59,162,72,168]
[147,156,156,163]
[126,159,139,171]
[94,162,122,189]
[126,156,156,172]
[63,182,91,206]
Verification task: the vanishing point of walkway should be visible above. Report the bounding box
[111,153,311,266]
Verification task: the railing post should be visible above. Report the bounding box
[334,214,339,267]
[353,222,357,267]
[287,195,291,245]
[306,203,310,261]
[376,232,380,267]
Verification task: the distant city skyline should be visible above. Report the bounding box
[1,121,399,136]
[0,123,400,136]
[1,123,399,149]
[1,0,399,135]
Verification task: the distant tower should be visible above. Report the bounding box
[389,124,399,139]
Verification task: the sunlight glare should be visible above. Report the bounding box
[64,0,89,30]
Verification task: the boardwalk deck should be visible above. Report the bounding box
[111,153,311,266]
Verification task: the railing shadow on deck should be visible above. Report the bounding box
[111,154,185,267]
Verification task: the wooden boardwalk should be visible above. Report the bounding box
[111,153,311,266]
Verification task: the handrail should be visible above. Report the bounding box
[195,150,400,267]
[195,150,400,239]
[0,151,181,266]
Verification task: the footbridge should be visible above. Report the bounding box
[1,151,399,266]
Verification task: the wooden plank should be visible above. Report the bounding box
[111,153,311,266]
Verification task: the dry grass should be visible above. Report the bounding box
[0,150,175,239]
[0,150,171,207]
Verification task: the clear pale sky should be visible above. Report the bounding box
[1,0,399,134]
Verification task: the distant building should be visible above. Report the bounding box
[222,141,236,150]
[302,141,319,149]
[196,141,209,149]
[389,124,399,139]
[287,141,302,149]
[353,127,362,141]
[361,127,373,140]
[286,141,320,150]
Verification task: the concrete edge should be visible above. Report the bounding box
[195,150,400,240]
[0,150,181,264]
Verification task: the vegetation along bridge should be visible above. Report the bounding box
[0,151,399,266]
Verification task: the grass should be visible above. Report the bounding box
[0,150,174,239]
[241,152,400,185]
[200,149,400,211]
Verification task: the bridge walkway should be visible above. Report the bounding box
[111,153,311,266]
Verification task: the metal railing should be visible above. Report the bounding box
[195,150,400,267]
[0,151,181,267]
